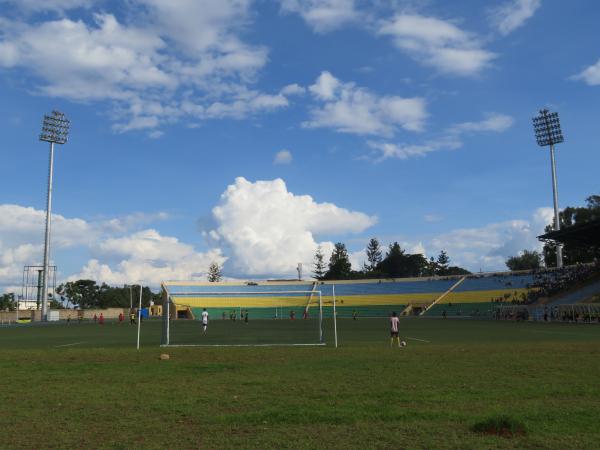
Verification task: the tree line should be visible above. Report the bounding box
[312,238,470,280]
[54,281,160,309]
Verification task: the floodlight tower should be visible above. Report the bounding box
[532,108,564,268]
[39,110,70,321]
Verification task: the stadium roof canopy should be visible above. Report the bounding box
[538,218,600,247]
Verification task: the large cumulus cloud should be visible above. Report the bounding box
[207,177,377,276]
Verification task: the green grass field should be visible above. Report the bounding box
[1,318,599,449]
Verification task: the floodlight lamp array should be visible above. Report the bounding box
[39,110,70,144]
[532,109,564,147]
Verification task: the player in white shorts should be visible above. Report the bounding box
[390,312,401,347]
[201,308,209,333]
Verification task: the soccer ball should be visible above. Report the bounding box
[400,341,407,347]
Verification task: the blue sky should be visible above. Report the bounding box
[0,0,598,290]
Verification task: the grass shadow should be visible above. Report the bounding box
[471,415,527,438]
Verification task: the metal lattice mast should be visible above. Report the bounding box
[532,108,564,268]
[39,110,70,321]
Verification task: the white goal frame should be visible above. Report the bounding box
[161,289,328,347]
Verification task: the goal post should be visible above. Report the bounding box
[161,289,325,347]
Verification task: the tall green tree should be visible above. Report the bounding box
[325,243,352,280]
[436,250,450,274]
[377,242,406,277]
[543,195,600,266]
[312,245,327,280]
[406,253,429,277]
[427,256,438,276]
[0,293,16,311]
[207,262,223,282]
[364,238,383,272]
[59,280,100,309]
[376,243,430,278]
[506,250,542,271]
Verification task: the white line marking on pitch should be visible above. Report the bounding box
[55,342,84,348]
[162,343,327,348]
[406,337,430,343]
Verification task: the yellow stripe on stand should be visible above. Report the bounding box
[171,292,443,308]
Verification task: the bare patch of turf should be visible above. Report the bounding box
[471,415,527,438]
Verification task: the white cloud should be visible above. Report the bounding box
[274,149,293,165]
[0,1,289,132]
[280,83,306,96]
[0,204,92,249]
[138,0,253,55]
[148,130,164,139]
[97,212,170,234]
[0,14,174,99]
[202,89,289,120]
[208,177,376,276]
[0,204,205,291]
[75,230,226,286]
[378,14,495,76]
[423,214,443,223]
[279,0,358,33]
[304,71,427,136]
[449,113,515,134]
[490,0,542,36]
[428,207,553,271]
[308,71,341,100]
[368,136,462,160]
[572,59,600,86]
[0,41,18,67]
[408,241,427,255]
[348,248,366,271]
[368,112,514,160]
[0,204,94,291]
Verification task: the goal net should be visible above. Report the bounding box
[161,289,324,347]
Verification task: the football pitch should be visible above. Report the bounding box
[1,319,599,449]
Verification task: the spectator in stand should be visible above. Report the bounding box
[524,262,600,304]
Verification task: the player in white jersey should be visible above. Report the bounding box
[390,312,401,347]
[201,308,209,333]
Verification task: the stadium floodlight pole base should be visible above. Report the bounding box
[136,283,142,350]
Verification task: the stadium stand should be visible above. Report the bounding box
[163,272,551,319]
